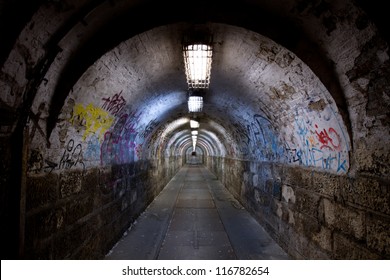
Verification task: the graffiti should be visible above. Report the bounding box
[29,103,51,147]
[101,91,126,116]
[43,159,57,174]
[294,107,311,141]
[314,124,341,151]
[124,111,142,134]
[100,131,138,165]
[70,103,114,140]
[285,141,347,172]
[84,135,101,161]
[140,119,159,139]
[287,107,349,173]
[58,139,85,171]
[247,114,284,160]
[337,154,347,172]
[285,147,301,163]
[100,132,112,165]
[100,111,141,165]
[40,139,85,173]
[250,115,266,145]
[230,121,250,156]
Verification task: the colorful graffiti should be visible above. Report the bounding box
[285,107,349,173]
[67,97,144,166]
[314,124,341,151]
[100,111,142,165]
[285,141,347,172]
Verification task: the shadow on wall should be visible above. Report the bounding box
[23,157,182,259]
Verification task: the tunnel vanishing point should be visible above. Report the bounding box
[0,0,389,260]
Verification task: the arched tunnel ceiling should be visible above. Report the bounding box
[1,0,389,175]
[33,21,351,173]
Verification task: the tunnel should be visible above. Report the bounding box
[0,0,389,260]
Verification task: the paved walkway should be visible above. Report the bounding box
[105,164,289,260]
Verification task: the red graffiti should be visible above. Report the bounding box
[315,124,341,151]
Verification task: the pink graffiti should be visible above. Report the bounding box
[314,124,341,151]
[124,111,142,133]
[100,111,142,165]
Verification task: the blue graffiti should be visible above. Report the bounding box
[286,142,347,173]
[84,135,101,160]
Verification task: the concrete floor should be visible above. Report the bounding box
[105,164,290,260]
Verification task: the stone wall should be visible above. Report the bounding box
[0,135,20,258]
[23,156,182,259]
[207,156,390,259]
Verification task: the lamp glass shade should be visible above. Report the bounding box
[188,96,203,112]
[190,120,199,128]
[183,44,212,89]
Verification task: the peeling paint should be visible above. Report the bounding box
[308,99,327,112]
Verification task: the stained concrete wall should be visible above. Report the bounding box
[24,157,182,259]
[206,157,389,259]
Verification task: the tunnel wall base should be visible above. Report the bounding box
[23,156,182,259]
[206,156,390,259]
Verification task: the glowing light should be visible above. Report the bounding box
[190,120,200,129]
[183,44,213,89]
[188,96,203,112]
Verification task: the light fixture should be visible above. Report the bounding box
[192,135,197,152]
[190,120,199,129]
[191,130,198,136]
[188,95,203,113]
[187,88,205,113]
[183,43,213,89]
[182,27,213,116]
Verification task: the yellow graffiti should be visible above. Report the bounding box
[70,103,114,140]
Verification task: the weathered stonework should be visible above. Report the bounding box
[208,157,390,259]
[23,157,182,259]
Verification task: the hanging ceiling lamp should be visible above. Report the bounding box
[190,119,200,129]
[187,90,204,113]
[192,135,197,152]
[182,27,213,113]
[183,43,213,89]
[183,27,211,152]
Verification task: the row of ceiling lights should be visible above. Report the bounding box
[182,32,213,153]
